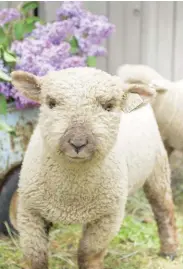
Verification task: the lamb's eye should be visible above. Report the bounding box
[102,103,114,112]
[48,98,56,109]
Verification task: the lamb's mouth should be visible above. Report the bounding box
[69,156,85,159]
[65,154,92,162]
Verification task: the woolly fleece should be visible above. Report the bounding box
[11,67,177,269]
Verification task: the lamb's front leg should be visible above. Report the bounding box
[78,213,124,269]
[17,205,50,269]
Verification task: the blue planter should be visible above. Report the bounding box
[0,105,38,182]
[0,105,39,234]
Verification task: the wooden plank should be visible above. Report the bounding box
[123,1,141,64]
[173,2,183,80]
[8,1,21,8]
[0,2,9,8]
[140,2,158,69]
[83,1,108,71]
[39,1,61,22]
[108,1,124,75]
[156,2,174,80]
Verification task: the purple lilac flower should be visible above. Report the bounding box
[47,21,75,45]
[74,12,115,55]
[56,1,83,20]
[0,83,12,99]
[0,8,20,26]
[88,46,107,57]
[29,22,52,40]
[0,60,12,99]
[13,40,71,75]
[41,42,71,68]
[60,56,86,69]
[57,1,115,57]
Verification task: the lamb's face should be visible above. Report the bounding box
[38,68,123,161]
[11,67,156,163]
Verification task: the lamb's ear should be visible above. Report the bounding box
[121,83,156,113]
[149,79,170,92]
[11,71,41,102]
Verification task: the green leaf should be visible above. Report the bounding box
[70,47,78,54]
[25,16,40,24]
[5,49,16,57]
[0,27,7,45]
[14,18,38,40]
[24,21,36,34]
[0,120,15,134]
[3,50,16,63]
[3,22,10,31]
[70,36,78,48]
[13,21,25,40]
[21,1,38,14]
[0,70,12,82]
[23,16,41,35]
[0,94,7,115]
[87,56,96,67]
[69,36,79,54]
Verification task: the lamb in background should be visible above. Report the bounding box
[116,64,183,156]
[12,67,177,269]
[117,64,183,184]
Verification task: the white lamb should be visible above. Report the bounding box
[117,64,183,155]
[11,67,177,269]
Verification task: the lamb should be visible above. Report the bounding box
[117,64,183,156]
[11,67,177,269]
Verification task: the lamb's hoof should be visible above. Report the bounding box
[159,252,177,261]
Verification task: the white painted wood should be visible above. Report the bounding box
[8,1,22,8]
[123,1,141,64]
[173,2,183,80]
[108,1,124,75]
[0,2,9,8]
[140,2,158,70]
[39,1,61,22]
[156,2,174,80]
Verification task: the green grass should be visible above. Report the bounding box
[0,189,183,269]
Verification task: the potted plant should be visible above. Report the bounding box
[0,1,115,235]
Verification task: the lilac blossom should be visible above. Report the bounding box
[0,8,20,26]
[0,58,37,108]
[0,60,12,99]
[31,20,75,45]
[60,56,86,69]
[1,1,115,109]
[0,82,12,99]
[56,1,83,20]
[57,1,115,56]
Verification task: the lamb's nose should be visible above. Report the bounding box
[69,138,88,153]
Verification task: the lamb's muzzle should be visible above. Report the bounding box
[60,125,96,161]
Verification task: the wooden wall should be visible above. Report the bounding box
[2,1,183,80]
